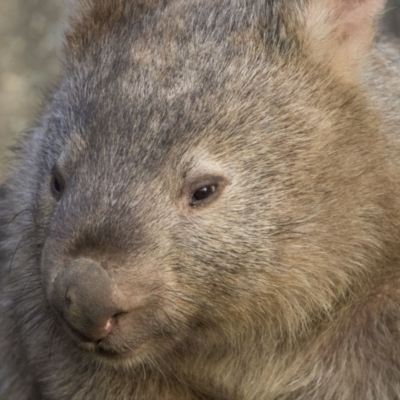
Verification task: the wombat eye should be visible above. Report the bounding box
[190,184,217,206]
[50,166,65,201]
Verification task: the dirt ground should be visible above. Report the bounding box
[0,0,399,181]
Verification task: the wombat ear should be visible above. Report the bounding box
[303,0,385,82]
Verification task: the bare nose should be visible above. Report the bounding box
[50,258,126,342]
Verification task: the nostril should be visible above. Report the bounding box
[113,311,127,319]
[65,293,72,308]
[102,312,126,336]
[91,314,119,342]
[103,316,116,335]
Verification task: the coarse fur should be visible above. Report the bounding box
[1,0,400,399]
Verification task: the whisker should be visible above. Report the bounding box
[4,207,34,228]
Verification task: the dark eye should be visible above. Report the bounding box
[191,184,217,206]
[50,167,65,201]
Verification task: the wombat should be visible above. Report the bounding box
[1,0,400,399]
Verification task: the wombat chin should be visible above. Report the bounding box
[81,341,159,367]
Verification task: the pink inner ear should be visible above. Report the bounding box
[338,0,384,13]
[304,0,385,82]
[334,0,385,44]
[338,16,367,44]
[341,0,366,13]
[336,0,384,26]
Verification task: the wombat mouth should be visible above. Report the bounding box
[76,334,141,361]
[91,341,157,364]
[54,312,137,359]
[94,346,134,360]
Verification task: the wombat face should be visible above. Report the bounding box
[28,0,390,367]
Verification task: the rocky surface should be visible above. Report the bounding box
[0,0,399,181]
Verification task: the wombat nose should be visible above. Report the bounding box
[50,258,126,342]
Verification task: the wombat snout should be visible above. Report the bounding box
[49,258,126,342]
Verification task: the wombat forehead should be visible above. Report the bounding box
[63,0,281,102]
[54,6,315,175]
[51,75,228,170]
[65,0,258,62]
[51,58,299,182]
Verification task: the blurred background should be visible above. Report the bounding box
[0,0,64,179]
[0,0,399,180]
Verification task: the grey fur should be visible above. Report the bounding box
[1,0,400,399]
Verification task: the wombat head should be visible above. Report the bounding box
[7,0,395,367]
